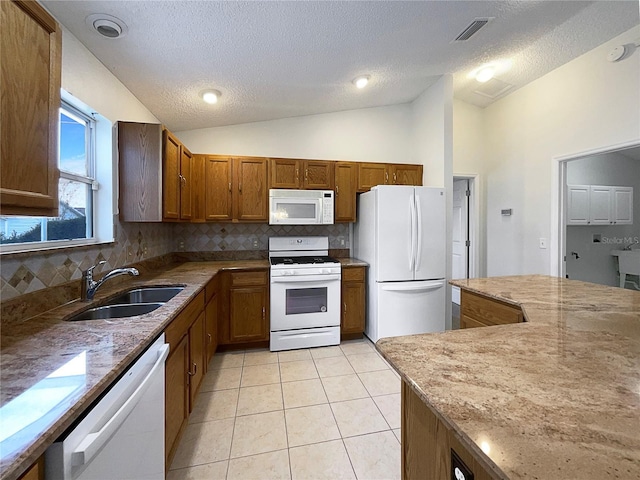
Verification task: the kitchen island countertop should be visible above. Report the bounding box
[376,275,640,479]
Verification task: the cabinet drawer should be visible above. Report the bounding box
[342,267,365,282]
[461,290,523,327]
[165,291,204,349]
[230,271,268,287]
[205,274,220,303]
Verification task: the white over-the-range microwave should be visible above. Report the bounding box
[269,189,334,225]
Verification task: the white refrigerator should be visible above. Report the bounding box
[354,185,446,342]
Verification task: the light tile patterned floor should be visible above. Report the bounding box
[168,338,401,480]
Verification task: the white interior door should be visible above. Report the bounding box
[452,180,469,303]
[374,186,415,282]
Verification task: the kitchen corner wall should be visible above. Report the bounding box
[0,220,173,301]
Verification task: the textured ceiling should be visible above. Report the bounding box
[42,1,639,131]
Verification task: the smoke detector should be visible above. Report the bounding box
[86,14,128,39]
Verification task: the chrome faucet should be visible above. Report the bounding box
[622,239,639,251]
[82,261,139,301]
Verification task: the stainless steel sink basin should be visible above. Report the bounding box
[107,286,184,305]
[67,303,164,321]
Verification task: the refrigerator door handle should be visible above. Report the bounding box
[380,281,444,292]
[409,196,416,271]
[415,194,423,271]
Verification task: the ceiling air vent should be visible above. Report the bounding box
[453,18,493,42]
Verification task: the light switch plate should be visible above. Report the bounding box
[539,238,547,249]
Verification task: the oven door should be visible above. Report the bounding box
[269,196,322,225]
[270,274,341,330]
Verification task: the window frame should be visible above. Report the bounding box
[0,100,102,253]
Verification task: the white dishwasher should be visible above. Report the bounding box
[45,334,169,480]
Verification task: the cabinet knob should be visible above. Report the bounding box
[228,182,232,192]
[188,363,197,376]
[239,183,242,193]
[305,169,309,181]
[343,302,347,313]
[385,172,389,183]
[335,185,339,195]
[296,168,299,180]
[262,306,266,320]
[208,333,212,344]
[393,172,397,183]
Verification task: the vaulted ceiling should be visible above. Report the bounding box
[42,1,639,131]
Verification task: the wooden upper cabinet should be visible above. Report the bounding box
[1,0,61,216]
[179,146,193,220]
[162,130,181,220]
[270,158,300,189]
[118,122,194,222]
[234,157,268,221]
[357,163,389,192]
[269,158,334,190]
[191,155,206,222]
[391,164,423,186]
[204,155,233,221]
[335,162,357,222]
[304,160,334,189]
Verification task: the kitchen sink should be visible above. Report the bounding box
[66,303,165,321]
[106,286,184,305]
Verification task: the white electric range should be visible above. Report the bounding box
[269,236,341,351]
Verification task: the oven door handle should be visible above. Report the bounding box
[271,274,341,283]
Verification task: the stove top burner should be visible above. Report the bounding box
[270,256,339,266]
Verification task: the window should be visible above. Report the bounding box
[0,101,97,248]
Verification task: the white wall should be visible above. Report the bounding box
[175,104,414,163]
[566,151,640,286]
[481,25,640,276]
[453,99,486,277]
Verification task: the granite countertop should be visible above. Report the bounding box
[338,257,368,267]
[0,260,269,480]
[377,275,640,479]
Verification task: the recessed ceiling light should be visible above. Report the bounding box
[200,89,221,104]
[475,66,495,83]
[85,14,128,39]
[353,75,370,89]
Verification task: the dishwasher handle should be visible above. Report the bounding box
[71,343,170,467]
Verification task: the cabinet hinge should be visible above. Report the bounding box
[465,189,471,197]
[465,240,470,247]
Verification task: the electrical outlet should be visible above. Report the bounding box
[142,242,148,256]
[252,238,259,249]
[338,236,345,247]
[539,238,547,249]
[178,241,185,251]
[127,245,135,258]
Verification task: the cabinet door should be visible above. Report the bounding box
[163,130,181,220]
[304,160,334,189]
[205,156,233,221]
[229,286,268,342]
[191,154,206,222]
[567,185,589,225]
[1,0,61,216]
[335,162,357,222]
[205,292,218,366]
[612,187,633,225]
[589,186,612,225]
[234,157,268,221]
[188,312,206,410]
[165,334,189,468]
[270,158,301,188]
[341,280,365,334]
[357,163,389,192]
[179,146,193,220]
[391,164,423,186]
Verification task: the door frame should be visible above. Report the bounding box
[452,174,479,280]
[551,139,640,278]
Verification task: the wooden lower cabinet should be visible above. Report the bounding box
[164,291,205,468]
[341,266,366,336]
[165,334,189,469]
[205,276,220,367]
[402,381,496,480]
[460,290,523,329]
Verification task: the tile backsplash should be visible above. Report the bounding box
[0,221,350,301]
[174,223,350,252]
